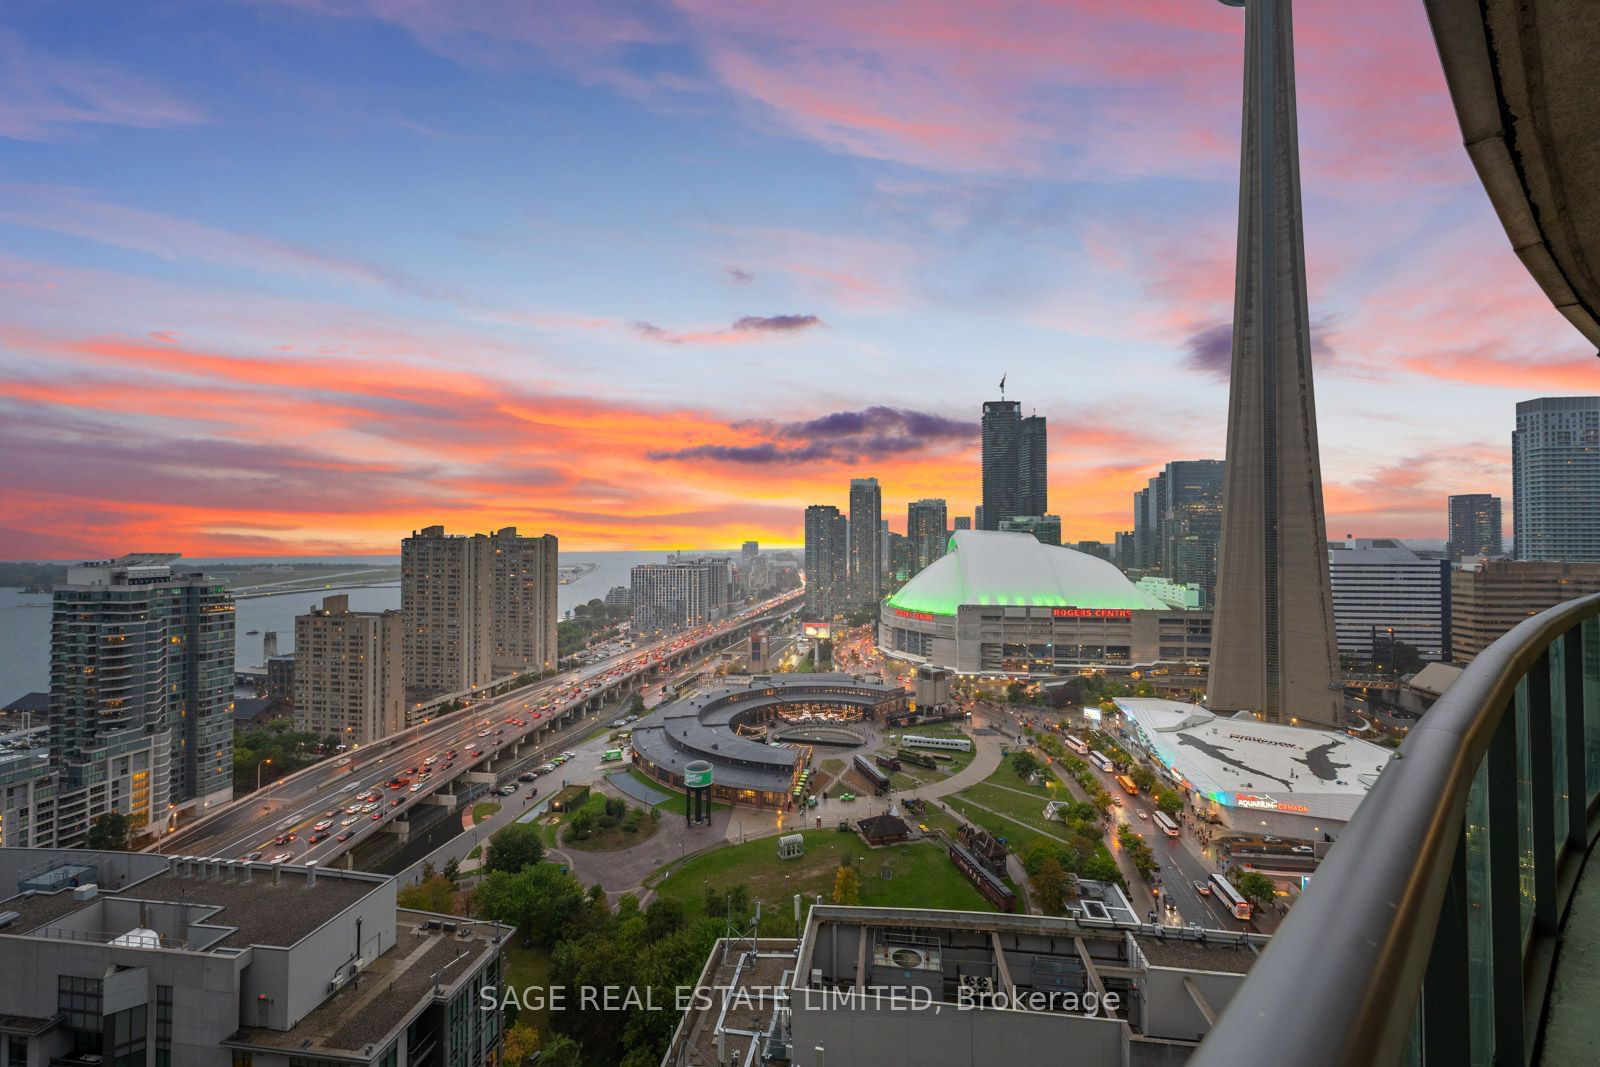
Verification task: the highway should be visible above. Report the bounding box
[154,589,801,864]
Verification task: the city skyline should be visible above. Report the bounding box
[1,2,1588,558]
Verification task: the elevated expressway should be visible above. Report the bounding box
[150,590,802,865]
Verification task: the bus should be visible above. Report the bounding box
[602,748,624,763]
[1115,774,1139,796]
[1209,872,1253,920]
[1086,750,1114,773]
[1064,734,1089,755]
[1153,811,1180,838]
[901,734,973,753]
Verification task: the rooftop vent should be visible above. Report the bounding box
[71,883,99,901]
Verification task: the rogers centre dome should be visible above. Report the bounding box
[878,530,1212,677]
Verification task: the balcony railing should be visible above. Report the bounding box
[1194,591,1600,1066]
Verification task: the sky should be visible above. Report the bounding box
[0,0,1593,558]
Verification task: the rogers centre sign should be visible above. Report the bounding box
[894,609,938,622]
[1052,607,1133,619]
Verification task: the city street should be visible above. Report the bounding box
[156,592,798,863]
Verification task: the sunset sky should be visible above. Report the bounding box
[1,0,1593,558]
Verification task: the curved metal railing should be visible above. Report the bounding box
[1194,591,1600,1065]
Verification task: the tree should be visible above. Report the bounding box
[1005,680,1029,704]
[1234,871,1277,912]
[501,1023,540,1065]
[643,898,685,942]
[398,873,456,914]
[538,1033,582,1067]
[628,692,647,716]
[1030,857,1070,915]
[84,812,131,851]
[475,864,587,948]
[1130,766,1157,794]
[1154,788,1183,817]
[1010,751,1041,780]
[442,857,461,887]
[831,864,861,905]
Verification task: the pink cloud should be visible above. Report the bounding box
[0,30,205,141]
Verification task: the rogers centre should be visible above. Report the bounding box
[877,531,1212,677]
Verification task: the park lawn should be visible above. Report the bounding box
[944,794,1053,854]
[910,803,962,838]
[500,943,554,1033]
[960,783,1074,841]
[472,802,502,822]
[467,844,482,861]
[819,758,846,775]
[652,831,996,922]
[982,758,1059,796]
[557,793,661,852]
[623,769,730,817]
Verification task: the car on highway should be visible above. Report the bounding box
[271,852,292,863]
[370,811,383,820]
[409,783,422,792]
[322,810,338,819]
[1194,880,1212,895]
[360,802,379,813]
[1136,810,1149,821]
[424,756,439,766]
[336,830,354,842]
[313,820,333,832]
[1290,845,1313,854]
[245,850,264,861]
[307,831,329,845]
[341,815,358,826]
[273,833,294,846]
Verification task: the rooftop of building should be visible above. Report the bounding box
[666,939,796,1067]
[630,673,903,792]
[1,692,48,716]
[228,910,508,1060]
[1327,538,1431,564]
[0,854,385,952]
[1114,698,1393,823]
[1406,662,1466,697]
[886,530,1170,617]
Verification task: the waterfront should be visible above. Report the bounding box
[0,549,742,702]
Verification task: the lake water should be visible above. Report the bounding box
[0,549,705,704]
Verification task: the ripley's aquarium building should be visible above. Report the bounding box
[878,531,1212,678]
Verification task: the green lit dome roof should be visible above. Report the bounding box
[886,530,1168,616]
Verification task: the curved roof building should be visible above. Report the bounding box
[889,531,1168,615]
[879,531,1212,677]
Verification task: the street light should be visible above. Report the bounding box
[256,757,273,792]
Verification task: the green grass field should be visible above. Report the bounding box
[472,802,502,823]
[652,830,996,921]
[623,769,730,817]
[499,943,554,1032]
[557,793,661,852]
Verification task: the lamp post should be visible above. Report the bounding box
[256,757,273,792]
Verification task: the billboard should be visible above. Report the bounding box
[803,621,832,640]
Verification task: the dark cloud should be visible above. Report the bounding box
[1183,320,1338,379]
[732,313,819,332]
[650,405,976,465]
[631,313,823,344]
[1183,322,1234,379]
[726,266,755,284]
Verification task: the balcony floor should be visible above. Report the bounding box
[1542,852,1600,1063]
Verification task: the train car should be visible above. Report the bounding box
[852,754,891,796]
[948,841,1016,912]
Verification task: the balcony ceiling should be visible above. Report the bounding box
[1426,1,1600,350]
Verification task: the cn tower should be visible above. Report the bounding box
[1206,0,1344,726]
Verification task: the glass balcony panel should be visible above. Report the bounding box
[1466,758,1494,1065]
[1515,678,1535,939]
[1586,617,1600,803]
[1552,637,1570,844]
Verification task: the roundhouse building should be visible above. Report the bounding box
[878,531,1212,676]
[630,674,907,808]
